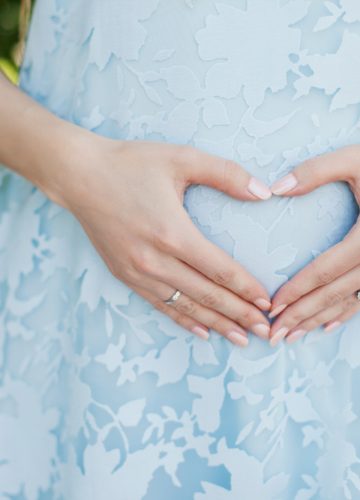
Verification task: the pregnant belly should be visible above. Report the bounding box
[183,179,359,297]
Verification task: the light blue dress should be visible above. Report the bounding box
[1,1,360,498]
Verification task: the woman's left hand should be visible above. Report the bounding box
[268,145,360,346]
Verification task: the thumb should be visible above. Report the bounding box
[181,146,272,201]
[271,146,359,196]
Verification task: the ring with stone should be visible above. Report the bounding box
[164,289,182,305]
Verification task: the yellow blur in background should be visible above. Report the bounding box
[0,0,33,84]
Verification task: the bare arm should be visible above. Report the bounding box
[0,69,273,345]
[0,69,91,207]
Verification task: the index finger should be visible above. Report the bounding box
[174,212,271,311]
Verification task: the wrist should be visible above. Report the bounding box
[34,117,114,211]
[0,74,116,212]
[35,118,89,209]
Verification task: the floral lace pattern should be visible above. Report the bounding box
[1,1,360,498]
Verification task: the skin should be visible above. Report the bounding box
[0,70,273,346]
[4,68,358,348]
[268,145,360,346]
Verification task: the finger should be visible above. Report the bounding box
[269,265,360,346]
[126,250,270,340]
[122,242,270,339]
[323,299,360,332]
[163,210,272,312]
[285,294,358,344]
[132,283,209,340]
[155,254,270,339]
[271,145,360,196]
[129,282,250,347]
[175,144,272,201]
[270,228,360,316]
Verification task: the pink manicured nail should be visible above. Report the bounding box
[268,304,287,319]
[286,329,307,344]
[228,330,249,347]
[269,327,289,347]
[271,174,298,195]
[324,321,341,333]
[252,323,270,339]
[191,326,209,340]
[254,298,272,311]
[247,177,272,200]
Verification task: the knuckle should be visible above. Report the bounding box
[121,265,139,283]
[213,269,235,287]
[176,299,196,316]
[152,225,182,254]
[314,266,334,286]
[324,290,343,307]
[199,291,221,309]
[110,261,135,283]
[172,144,198,168]
[108,262,123,280]
[288,309,305,325]
[344,296,356,309]
[238,284,253,300]
[130,248,160,276]
[281,281,302,303]
[153,299,169,314]
[235,307,252,325]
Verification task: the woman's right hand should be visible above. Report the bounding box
[54,135,272,346]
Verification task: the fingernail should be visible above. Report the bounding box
[247,177,272,200]
[228,330,249,347]
[191,326,210,340]
[271,174,298,195]
[286,329,307,344]
[252,323,270,339]
[269,327,289,347]
[268,304,287,319]
[254,298,272,311]
[324,321,341,333]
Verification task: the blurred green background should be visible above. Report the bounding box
[0,0,31,84]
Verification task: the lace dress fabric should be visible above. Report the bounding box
[1,1,360,498]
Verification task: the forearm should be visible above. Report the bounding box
[0,70,95,207]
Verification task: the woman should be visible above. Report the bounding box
[1,0,360,498]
